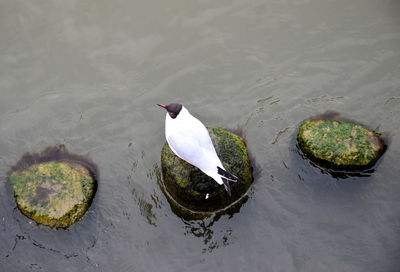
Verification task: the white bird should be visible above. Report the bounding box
[157,103,240,196]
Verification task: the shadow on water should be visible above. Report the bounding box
[308,110,341,121]
[4,145,100,265]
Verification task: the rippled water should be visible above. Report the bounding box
[1,0,400,271]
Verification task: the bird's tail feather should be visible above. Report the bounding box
[217,167,241,183]
[222,178,232,196]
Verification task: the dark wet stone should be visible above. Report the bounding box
[9,161,96,228]
[297,119,386,171]
[160,127,253,213]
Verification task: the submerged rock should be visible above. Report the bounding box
[8,145,97,228]
[297,119,386,171]
[161,127,253,213]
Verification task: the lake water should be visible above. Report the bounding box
[1,0,400,271]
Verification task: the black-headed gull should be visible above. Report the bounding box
[157,103,240,196]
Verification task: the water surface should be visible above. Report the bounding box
[1,0,400,271]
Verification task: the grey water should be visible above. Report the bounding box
[1,0,400,271]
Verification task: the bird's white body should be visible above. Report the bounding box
[165,106,225,185]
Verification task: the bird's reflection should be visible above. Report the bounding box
[182,215,234,253]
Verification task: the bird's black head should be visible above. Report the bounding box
[157,103,183,119]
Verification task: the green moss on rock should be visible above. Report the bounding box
[297,119,386,171]
[161,127,253,213]
[9,161,95,228]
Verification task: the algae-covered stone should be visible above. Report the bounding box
[9,161,95,228]
[297,119,386,171]
[161,127,253,213]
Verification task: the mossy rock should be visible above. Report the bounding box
[161,127,253,213]
[9,161,96,228]
[297,119,386,171]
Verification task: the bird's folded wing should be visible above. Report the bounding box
[166,123,218,170]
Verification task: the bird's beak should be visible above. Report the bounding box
[157,104,167,109]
